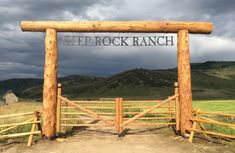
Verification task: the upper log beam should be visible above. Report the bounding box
[21,21,213,34]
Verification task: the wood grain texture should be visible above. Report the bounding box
[21,21,213,34]
[42,28,58,138]
[177,30,193,134]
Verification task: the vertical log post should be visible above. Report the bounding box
[56,83,62,133]
[119,98,123,133]
[177,30,193,135]
[115,98,123,134]
[43,28,58,138]
[115,98,120,133]
[27,111,40,147]
[174,82,180,131]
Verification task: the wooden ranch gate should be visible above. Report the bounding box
[56,83,180,134]
[20,21,213,138]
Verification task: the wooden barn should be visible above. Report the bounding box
[2,90,19,104]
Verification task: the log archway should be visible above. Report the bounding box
[20,21,213,138]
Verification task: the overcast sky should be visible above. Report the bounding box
[0,0,234,80]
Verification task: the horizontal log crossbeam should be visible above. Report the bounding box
[61,106,175,109]
[0,121,41,128]
[0,112,35,119]
[187,128,235,139]
[61,124,113,127]
[127,123,176,126]
[191,117,235,129]
[61,112,175,115]
[60,116,175,121]
[21,21,213,34]
[0,131,41,139]
[68,101,115,104]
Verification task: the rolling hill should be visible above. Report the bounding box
[0,61,235,100]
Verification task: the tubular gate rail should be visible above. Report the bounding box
[56,83,180,134]
[0,111,42,146]
[187,109,235,142]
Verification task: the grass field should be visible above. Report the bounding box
[192,100,235,136]
[1,100,234,115]
[0,102,42,143]
[0,100,235,140]
[0,102,42,115]
[193,100,235,113]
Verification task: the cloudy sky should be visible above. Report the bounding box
[0,0,234,80]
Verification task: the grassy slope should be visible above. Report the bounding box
[61,61,235,100]
[0,61,235,100]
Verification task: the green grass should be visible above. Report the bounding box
[0,102,42,143]
[193,100,235,113]
[1,100,235,141]
[0,102,42,115]
[192,100,235,136]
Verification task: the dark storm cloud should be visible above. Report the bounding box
[0,0,234,80]
[58,45,177,77]
[0,0,112,80]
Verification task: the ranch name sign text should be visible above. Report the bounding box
[62,35,174,47]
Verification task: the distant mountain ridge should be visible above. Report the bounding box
[191,61,235,69]
[0,61,235,100]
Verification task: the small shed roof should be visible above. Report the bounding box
[3,90,16,98]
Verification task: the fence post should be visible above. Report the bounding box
[27,111,40,147]
[42,28,58,138]
[174,82,180,131]
[177,30,193,134]
[189,121,197,142]
[115,98,120,133]
[119,98,123,133]
[56,83,62,133]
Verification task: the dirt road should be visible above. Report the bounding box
[1,127,234,153]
